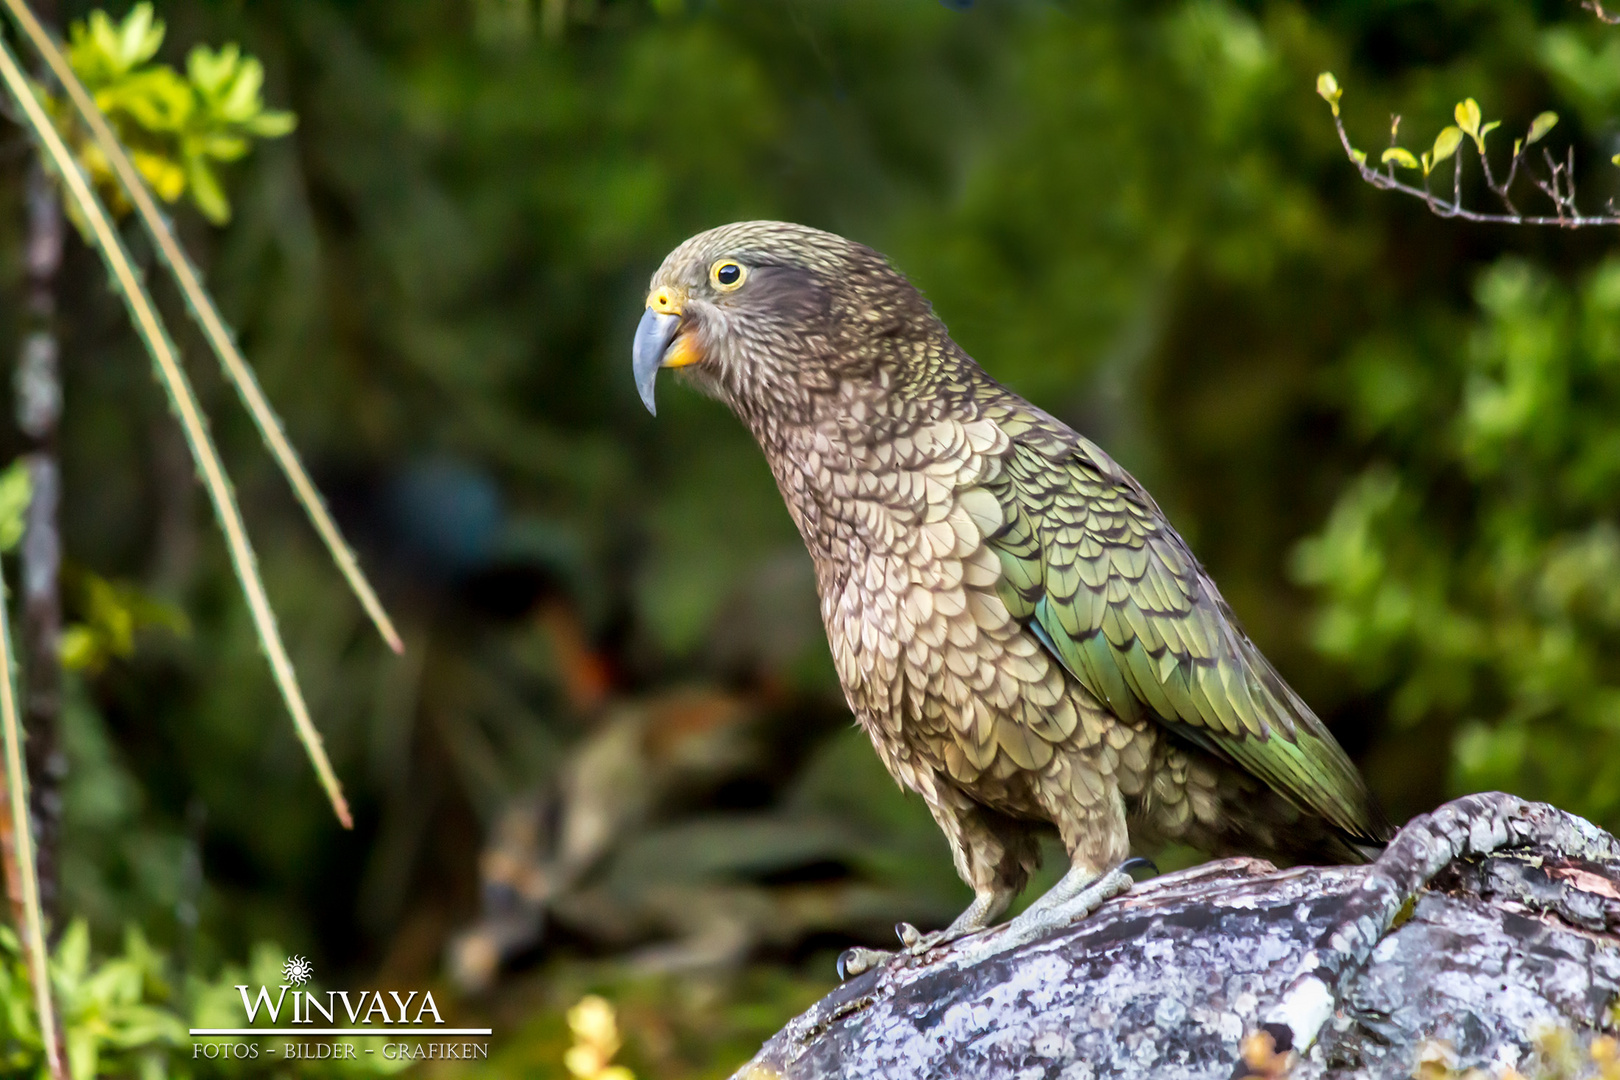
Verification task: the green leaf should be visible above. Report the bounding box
[1381,146,1419,169]
[65,1027,95,1080]
[86,11,122,70]
[1316,71,1342,115]
[55,921,90,986]
[115,4,163,72]
[130,150,185,202]
[1431,125,1464,165]
[184,155,230,224]
[1527,111,1559,145]
[58,627,97,672]
[218,57,267,123]
[0,462,31,554]
[1454,98,1481,138]
[190,132,250,162]
[185,43,240,97]
[244,108,297,138]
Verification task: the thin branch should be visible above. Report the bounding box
[0,31,353,827]
[1328,104,1620,227]
[1582,0,1620,24]
[0,0,404,657]
[0,554,60,1077]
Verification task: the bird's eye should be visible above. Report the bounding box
[711,260,746,290]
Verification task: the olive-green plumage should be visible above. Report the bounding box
[634,221,1390,946]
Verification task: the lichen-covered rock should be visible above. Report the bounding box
[731,793,1620,1080]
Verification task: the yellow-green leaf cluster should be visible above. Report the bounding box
[1452,98,1501,154]
[1325,81,1580,183]
[52,3,295,223]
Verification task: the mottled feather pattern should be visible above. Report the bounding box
[643,221,1390,920]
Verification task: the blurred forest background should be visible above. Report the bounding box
[0,0,1618,1075]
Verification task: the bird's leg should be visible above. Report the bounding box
[895,883,1008,953]
[956,856,1149,964]
[837,796,1038,980]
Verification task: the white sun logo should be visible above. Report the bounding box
[282,955,314,987]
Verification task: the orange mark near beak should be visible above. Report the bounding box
[662,330,703,368]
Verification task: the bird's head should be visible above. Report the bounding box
[632,221,935,423]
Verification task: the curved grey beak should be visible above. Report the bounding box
[632,309,681,416]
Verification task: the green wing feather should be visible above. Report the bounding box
[985,417,1389,844]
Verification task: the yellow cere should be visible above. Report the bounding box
[648,286,684,316]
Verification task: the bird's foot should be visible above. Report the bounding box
[835,946,890,980]
[833,860,1151,979]
[835,921,972,979]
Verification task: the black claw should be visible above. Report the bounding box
[894,922,909,944]
[836,949,854,981]
[1120,856,1158,876]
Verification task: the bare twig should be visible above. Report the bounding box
[1582,0,1620,25]
[1475,136,1524,216]
[0,30,353,827]
[0,0,404,657]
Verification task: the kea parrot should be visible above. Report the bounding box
[631,221,1391,976]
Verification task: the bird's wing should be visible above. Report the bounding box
[982,414,1388,843]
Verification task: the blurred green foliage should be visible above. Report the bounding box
[1294,255,1620,826]
[59,569,188,674]
[0,923,404,1078]
[0,459,30,553]
[3,0,1619,1074]
[0,921,182,1080]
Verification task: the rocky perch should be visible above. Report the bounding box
[730,793,1620,1079]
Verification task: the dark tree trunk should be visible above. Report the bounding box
[14,0,63,923]
[734,793,1620,1080]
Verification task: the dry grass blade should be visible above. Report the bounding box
[0,31,353,828]
[0,0,404,656]
[0,556,60,1077]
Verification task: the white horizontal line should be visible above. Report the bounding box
[188,1029,492,1036]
